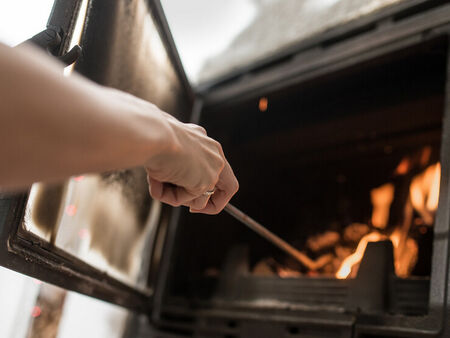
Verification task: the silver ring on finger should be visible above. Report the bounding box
[203,188,216,196]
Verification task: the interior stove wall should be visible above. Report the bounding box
[169,39,446,296]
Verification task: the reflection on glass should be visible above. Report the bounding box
[21,0,167,292]
[23,183,66,242]
[23,169,159,291]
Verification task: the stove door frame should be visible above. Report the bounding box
[0,0,193,313]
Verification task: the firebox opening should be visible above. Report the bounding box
[169,37,447,311]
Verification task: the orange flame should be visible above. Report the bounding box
[389,228,418,277]
[336,232,385,279]
[371,183,394,229]
[395,158,410,175]
[410,163,440,224]
[426,163,440,211]
[336,162,440,279]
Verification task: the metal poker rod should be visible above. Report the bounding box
[224,203,331,271]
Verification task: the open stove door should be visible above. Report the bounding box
[0,0,192,313]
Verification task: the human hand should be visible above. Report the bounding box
[145,119,239,215]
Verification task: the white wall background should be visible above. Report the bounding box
[0,0,55,46]
[161,0,256,83]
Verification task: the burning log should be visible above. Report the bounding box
[306,231,340,252]
[248,158,439,280]
[343,223,370,243]
[252,258,277,277]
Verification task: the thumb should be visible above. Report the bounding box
[148,176,164,200]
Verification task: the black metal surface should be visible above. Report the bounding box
[174,242,428,317]
[347,241,395,313]
[199,3,450,109]
[147,3,450,338]
[216,277,349,310]
[22,27,81,65]
[196,0,448,92]
[75,0,191,118]
[197,0,450,100]
[351,27,450,338]
[47,0,82,57]
[0,194,151,312]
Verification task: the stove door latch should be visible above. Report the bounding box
[21,26,82,66]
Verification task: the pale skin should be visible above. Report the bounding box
[0,43,239,214]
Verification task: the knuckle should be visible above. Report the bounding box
[214,154,225,170]
[197,126,207,135]
[192,198,207,210]
[194,182,209,194]
[187,123,207,135]
[214,140,223,153]
[233,180,239,193]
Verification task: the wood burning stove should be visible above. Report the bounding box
[1,1,450,337]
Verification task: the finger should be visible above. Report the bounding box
[185,123,207,135]
[148,176,164,200]
[148,178,197,207]
[188,193,211,212]
[191,161,238,214]
[190,189,227,215]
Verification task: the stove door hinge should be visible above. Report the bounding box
[22,26,82,66]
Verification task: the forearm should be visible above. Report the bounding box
[0,43,175,189]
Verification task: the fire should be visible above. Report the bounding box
[258,97,268,112]
[250,159,441,280]
[395,158,410,175]
[336,162,440,279]
[410,163,440,224]
[425,163,440,211]
[371,183,394,229]
[390,228,418,277]
[336,232,385,279]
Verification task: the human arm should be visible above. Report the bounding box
[0,43,238,214]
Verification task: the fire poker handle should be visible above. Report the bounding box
[223,203,331,270]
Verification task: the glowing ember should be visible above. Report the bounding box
[259,97,268,112]
[391,230,418,277]
[395,158,410,175]
[65,204,77,216]
[74,175,84,182]
[31,306,41,318]
[420,146,432,166]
